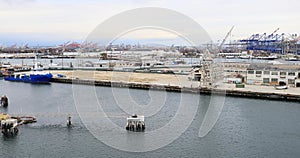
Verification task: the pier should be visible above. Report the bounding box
[50,74,300,102]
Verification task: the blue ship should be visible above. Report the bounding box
[4,73,53,84]
[4,54,53,84]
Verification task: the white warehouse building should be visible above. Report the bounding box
[246,63,300,87]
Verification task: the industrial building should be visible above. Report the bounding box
[246,63,300,87]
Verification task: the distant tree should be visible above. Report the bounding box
[100,52,108,60]
[109,62,116,68]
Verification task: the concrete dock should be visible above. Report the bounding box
[48,70,300,102]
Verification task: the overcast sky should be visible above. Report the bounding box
[0,0,299,46]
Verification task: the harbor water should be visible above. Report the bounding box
[0,79,300,157]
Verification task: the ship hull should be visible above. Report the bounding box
[4,73,53,84]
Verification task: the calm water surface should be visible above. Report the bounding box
[0,80,300,158]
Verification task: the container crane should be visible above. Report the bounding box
[239,28,285,53]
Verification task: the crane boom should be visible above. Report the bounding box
[258,28,280,40]
[270,28,280,35]
[219,26,234,51]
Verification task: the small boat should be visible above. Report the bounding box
[256,55,278,60]
[285,57,298,61]
[275,85,288,90]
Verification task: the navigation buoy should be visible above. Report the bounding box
[0,95,8,108]
[67,116,72,127]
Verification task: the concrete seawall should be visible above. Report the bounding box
[51,78,300,102]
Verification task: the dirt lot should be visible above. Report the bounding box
[49,70,200,87]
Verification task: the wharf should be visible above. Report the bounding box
[51,77,193,92]
[49,70,300,102]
